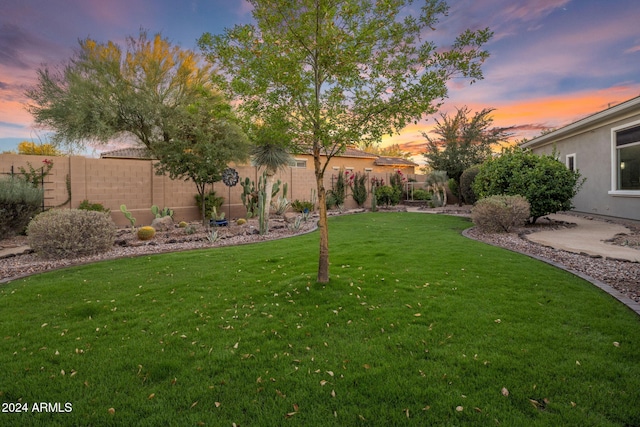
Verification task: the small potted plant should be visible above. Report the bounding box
[210,206,228,227]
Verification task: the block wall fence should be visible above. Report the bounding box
[0,154,425,227]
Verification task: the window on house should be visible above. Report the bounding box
[291,159,307,169]
[615,125,640,190]
[566,154,576,171]
[364,168,373,173]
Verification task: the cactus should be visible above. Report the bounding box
[137,226,156,241]
[151,205,174,219]
[240,177,259,218]
[178,221,188,228]
[207,229,219,243]
[236,218,247,226]
[120,204,136,228]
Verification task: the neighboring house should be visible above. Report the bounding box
[521,95,640,221]
[101,146,418,175]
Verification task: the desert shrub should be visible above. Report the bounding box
[471,195,531,233]
[473,147,584,223]
[0,176,43,239]
[291,200,315,213]
[27,209,116,259]
[78,199,110,213]
[375,185,401,206]
[195,191,224,218]
[137,226,156,241]
[411,188,432,201]
[460,165,480,205]
[350,172,368,207]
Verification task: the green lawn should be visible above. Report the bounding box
[1,213,639,426]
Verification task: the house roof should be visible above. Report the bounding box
[99,145,416,167]
[100,147,155,160]
[521,95,640,149]
[374,156,418,167]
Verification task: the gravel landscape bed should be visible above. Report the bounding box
[1,209,638,305]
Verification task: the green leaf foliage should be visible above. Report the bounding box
[198,0,493,282]
[473,147,585,223]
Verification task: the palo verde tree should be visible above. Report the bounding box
[199,0,492,283]
[25,30,247,213]
[422,106,511,204]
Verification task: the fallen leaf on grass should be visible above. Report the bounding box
[108,408,115,415]
[613,342,620,347]
[320,380,328,386]
[501,387,509,397]
[190,401,198,409]
[215,402,221,408]
[456,406,463,412]
[148,393,155,400]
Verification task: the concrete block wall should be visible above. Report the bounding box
[0,154,424,228]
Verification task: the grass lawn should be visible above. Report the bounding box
[1,213,639,426]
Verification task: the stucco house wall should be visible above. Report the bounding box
[521,96,640,221]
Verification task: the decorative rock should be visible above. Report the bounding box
[284,212,298,223]
[151,216,173,231]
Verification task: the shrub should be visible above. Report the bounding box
[0,177,43,239]
[27,209,116,259]
[78,199,110,213]
[291,200,315,213]
[471,195,530,233]
[375,185,401,206]
[350,172,368,207]
[473,147,584,223]
[137,226,156,241]
[460,165,480,205]
[411,188,432,201]
[195,191,224,218]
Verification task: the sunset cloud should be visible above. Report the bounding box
[1,0,639,156]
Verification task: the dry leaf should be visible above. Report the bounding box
[331,390,336,398]
[405,408,410,418]
[233,342,239,349]
[320,380,328,386]
[363,364,371,369]
[570,401,576,407]
[215,402,221,408]
[326,371,334,377]
[613,342,620,347]
[293,403,299,412]
[148,393,155,400]
[494,319,501,323]
[501,387,509,397]
[456,406,464,412]
[108,408,115,415]
[285,412,297,418]
[474,407,482,413]
[190,401,198,409]
[414,313,421,317]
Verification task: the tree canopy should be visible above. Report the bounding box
[199,0,492,282]
[422,106,511,204]
[25,30,249,221]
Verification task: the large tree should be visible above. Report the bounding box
[199,0,492,283]
[25,31,248,209]
[422,106,511,204]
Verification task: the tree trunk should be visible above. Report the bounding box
[263,169,275,234]
[316,173,330,283]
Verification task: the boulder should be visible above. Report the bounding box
[151,216,173,231]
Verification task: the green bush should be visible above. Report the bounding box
[78,199,111,213]
[195,191,224,218]
[27,209,116,259]
[411,188,432,201]
[460,165,480,205]
[473,147,584,223]
[291,199,315,213]
[375,185,401,206]
[350,172,368,207]
[471,195,531,233]
[0,176,43,238]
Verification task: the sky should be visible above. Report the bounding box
[1,0,639,159]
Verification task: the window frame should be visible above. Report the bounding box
[566,153,576,172]
[609,120,640,196]
[291,159,307,169]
